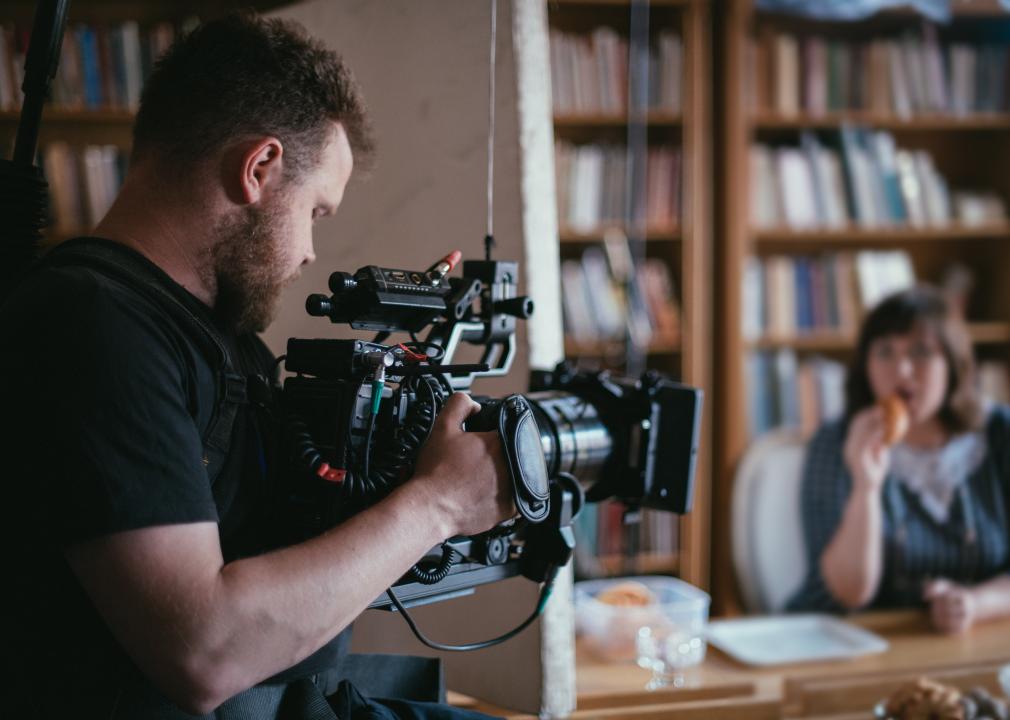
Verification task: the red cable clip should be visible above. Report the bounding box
[316,463,346,483]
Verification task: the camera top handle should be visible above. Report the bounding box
[304,252,533,392]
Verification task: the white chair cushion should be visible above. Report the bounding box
[732,429,808,614]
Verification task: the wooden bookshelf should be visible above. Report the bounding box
[559,226,681,243]
[753,112,1010,131]
[554,111,682,129]
[549,0,712,591]
[754,224,1010,246]
[565,335,681,357]
[747,322,1010,352]
[595,552,681,576]
[714,0,1010,615]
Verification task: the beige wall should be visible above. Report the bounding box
[265,0,529,397]
[263,2,561,709]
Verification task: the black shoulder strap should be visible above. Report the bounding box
[36,238,246,485]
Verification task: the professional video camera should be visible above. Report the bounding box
[273,245,703,651]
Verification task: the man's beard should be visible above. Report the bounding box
[211,204,292,335]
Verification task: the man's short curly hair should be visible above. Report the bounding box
[132,12,374,179]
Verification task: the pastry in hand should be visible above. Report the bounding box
[879,394,910,446]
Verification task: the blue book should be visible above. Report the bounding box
[867,130,907,224]
[794,258,813,332]
[77,26,102,109]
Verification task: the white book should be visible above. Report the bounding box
[821,149,849,228]
[857,250,915,308]
[569,145,603,232]
[774,348,800,428]
[901,35,928,114]
[776,148,819,228]
[121,21,143,110]
[851,146,881,228]
[887,42,913,119]
[560,260,595,342]
[922,23,948,113]
[814,357,847,422]
[580,247,625,340]
[82,146,107,229]
[913,151,950,227]
[750,144,780,229]
[742,256,765,340]
[896,150,927,227]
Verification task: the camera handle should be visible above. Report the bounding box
[425,320,518,392]
[520,473,583,585]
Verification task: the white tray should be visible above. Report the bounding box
[707,614,889,667]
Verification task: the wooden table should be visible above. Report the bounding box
[450,611,1010,719]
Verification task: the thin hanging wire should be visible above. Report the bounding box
[486,0,497,254]
[623,0,650,377]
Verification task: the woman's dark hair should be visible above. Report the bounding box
[132,12,374,179]
[845,285,983,433]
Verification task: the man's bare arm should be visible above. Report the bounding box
[65,393,513,715]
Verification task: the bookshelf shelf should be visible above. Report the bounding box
[753,224,1010,246]
[752,112,1010,132]
[554,111,682,129]
[565,336,681,357]
[747,323,1010,352]
[595,552,681,576]
[550,0,692,7]
[559,227,681,243]
[0,109,136,124]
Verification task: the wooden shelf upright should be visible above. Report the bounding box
[548,0,712,591]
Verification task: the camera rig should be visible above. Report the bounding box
[276,248,703,650]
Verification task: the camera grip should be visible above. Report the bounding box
[465,395,551,523]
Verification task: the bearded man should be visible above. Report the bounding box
[0,13,512,720]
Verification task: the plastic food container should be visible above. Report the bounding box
[574,575,711,667]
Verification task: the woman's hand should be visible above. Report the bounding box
[843,406,891,493]
[924,579,978,634]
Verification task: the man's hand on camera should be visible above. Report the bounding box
[411,392,516,539]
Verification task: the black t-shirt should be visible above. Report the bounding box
[0,238,348,718]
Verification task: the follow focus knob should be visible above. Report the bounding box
[328,271,357,295]
[305,294,332,317]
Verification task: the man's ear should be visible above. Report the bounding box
[232,137,284,205]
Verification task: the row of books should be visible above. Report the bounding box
[42,142,126,234]
[750,27,1010,117]
[748,353,1010,437]
[550,28,682,116]
[742,251,915,341]
[562,246,680,347]
[747,350,846,437]
[750,129,1008,230]
[572,503,678,576]
[555,142,681,233]
[0,22,180,112]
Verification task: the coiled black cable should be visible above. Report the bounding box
[287,414,324,476]
[408,545,459,584]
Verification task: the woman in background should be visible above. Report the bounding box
[787,286,1010,633]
